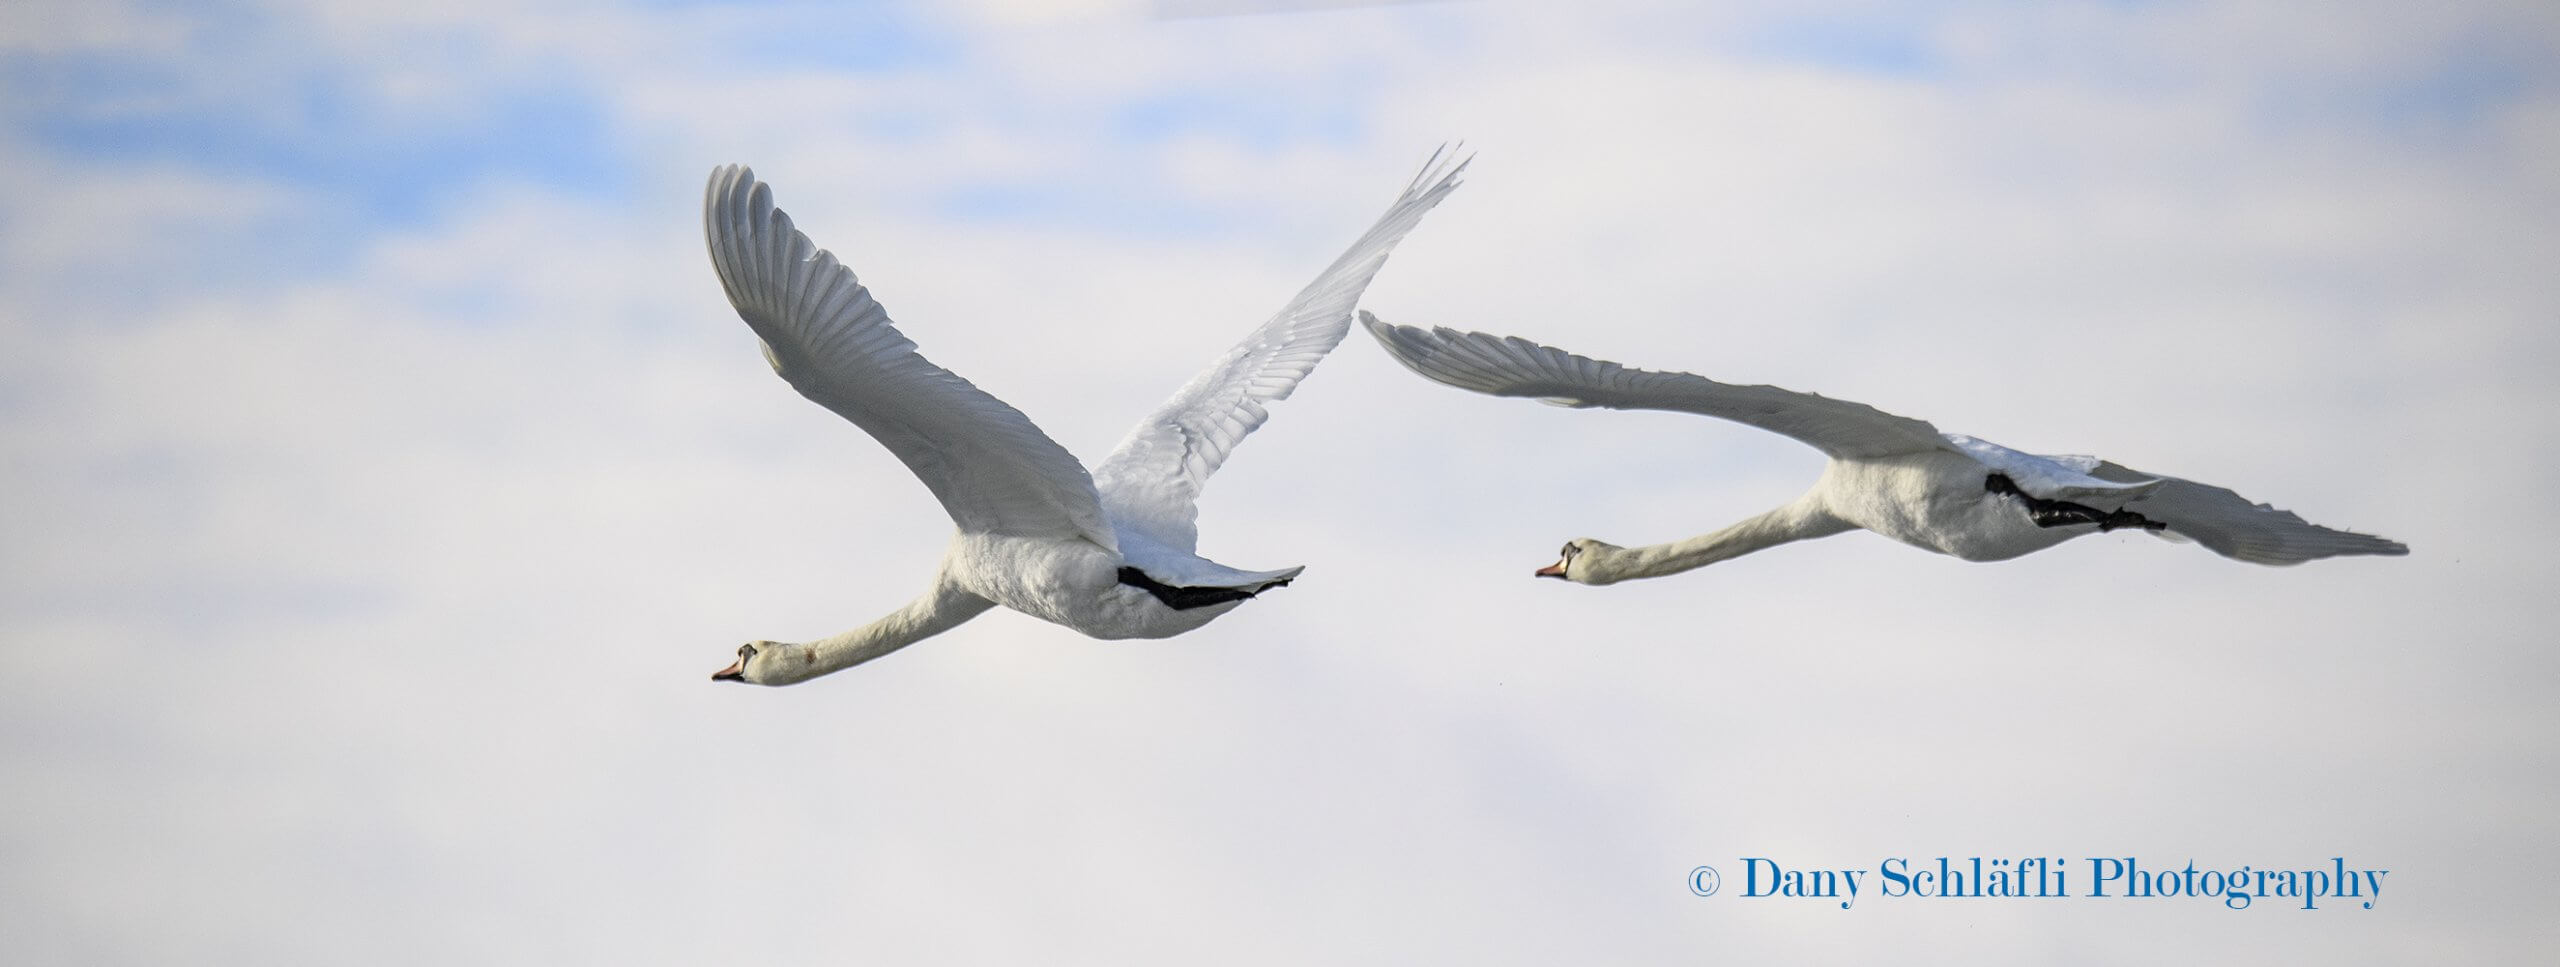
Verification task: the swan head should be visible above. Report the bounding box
[711,639,805,686]
[1536,538,1627,585]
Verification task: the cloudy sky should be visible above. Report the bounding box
[4,0,2554,961]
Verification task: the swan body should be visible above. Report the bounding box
[705,151,1465,684]
[1361,316,2407,584]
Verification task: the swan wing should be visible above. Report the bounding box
[2089,461,2408,564]
[1092,147,1468,552]
[1946,435,2162,502]
[705,165,1117,552]
[1360,318,1944,459]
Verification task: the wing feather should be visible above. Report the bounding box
[1360,318,1945,459]
[1092,147,1468,551]
[704,165,1117,551]
[2087,461,2408,564]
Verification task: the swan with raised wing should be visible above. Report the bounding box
[1361,315,2406,584]
[702,151,1464,684]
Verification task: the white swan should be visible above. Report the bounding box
[701,152,1465,685]
[1361,316,2407,583]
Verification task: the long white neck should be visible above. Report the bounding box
[1609,494,1851,581]
[788,581,994,682]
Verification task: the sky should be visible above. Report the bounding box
[2,0,2555,961]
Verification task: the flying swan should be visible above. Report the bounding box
[704,151,1465,684]
[1360,316,2407,584]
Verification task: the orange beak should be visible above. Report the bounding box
[1535,561,1567,579]
[712,660,745,682]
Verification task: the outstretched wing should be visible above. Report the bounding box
[1360,317,1945,459]
[1091,147,1468,552]
[705,165,1117,551]
[2089,461,2408,565]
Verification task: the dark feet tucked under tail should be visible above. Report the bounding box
[1117,567,1292,611]
[1985,473,2166,533]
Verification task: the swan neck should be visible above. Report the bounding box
[804,582,992,675]
[1623,496,1843,578]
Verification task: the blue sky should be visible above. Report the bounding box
[3,0,2556,962]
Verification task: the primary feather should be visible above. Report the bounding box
[705,165,1121,552]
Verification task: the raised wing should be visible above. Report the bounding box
[1360,317,1945,459]
[705,165,1117,551]
[1092,147,1468,552]
[2089,461,2408,565]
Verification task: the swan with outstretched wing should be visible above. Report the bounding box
[1361,315,2407,583]
[703,150,1465,684]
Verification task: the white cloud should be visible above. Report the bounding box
[3,0,2555,962]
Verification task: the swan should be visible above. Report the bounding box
[1360,315,2408,583]
[701,151,1465,684]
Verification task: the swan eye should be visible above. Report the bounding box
[738,644,758,662]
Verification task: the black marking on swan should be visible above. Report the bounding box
[1117,566,1291,611]
[1984,473,2166,533]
